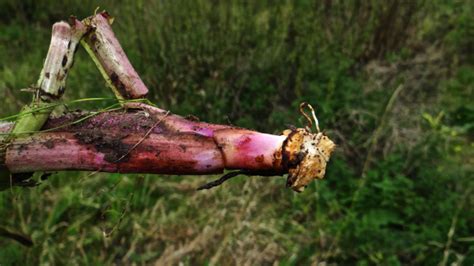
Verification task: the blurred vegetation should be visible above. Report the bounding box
[0,0,473,265]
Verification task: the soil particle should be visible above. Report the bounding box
[43,139,55,149]
[17,143,28,154]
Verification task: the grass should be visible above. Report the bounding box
[0,0,473,264]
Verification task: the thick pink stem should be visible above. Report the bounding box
[3,111,282,175]
[6,132,223,174]
[1,106,335,191]
[124,103,287,171]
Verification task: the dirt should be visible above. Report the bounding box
[43,139,56,149]
[74,131,132,163]
[110,72,131,99]
[44,110,162,133]
[280,129,298,171]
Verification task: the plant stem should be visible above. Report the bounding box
[81,12,148,100]
[11,19,86,136]
[0,107,335,191]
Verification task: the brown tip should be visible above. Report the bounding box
[282,129,335,192]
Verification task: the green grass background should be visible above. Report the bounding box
[0,0,473,264]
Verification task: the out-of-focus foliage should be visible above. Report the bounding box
[0,0,472,265]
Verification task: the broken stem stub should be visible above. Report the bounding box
[12,18,87,136]
[81,12,148,100]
